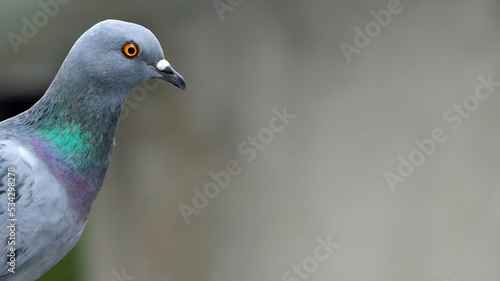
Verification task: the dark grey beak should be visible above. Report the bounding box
[159,65,186,90]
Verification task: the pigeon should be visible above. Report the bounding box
[0,19,186,280]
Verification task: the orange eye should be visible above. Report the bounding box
[122,42,139,58]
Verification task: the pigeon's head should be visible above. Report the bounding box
[65,19,186,91]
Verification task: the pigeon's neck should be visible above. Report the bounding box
[21,71,129,219]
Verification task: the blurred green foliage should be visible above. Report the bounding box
[38,242,82,281]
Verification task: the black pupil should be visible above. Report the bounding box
[128,47,135,55]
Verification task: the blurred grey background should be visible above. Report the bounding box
[1,0,500,280]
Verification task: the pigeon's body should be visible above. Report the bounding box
[0,20,185,280]
[0,137,84,281]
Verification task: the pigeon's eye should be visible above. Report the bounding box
[122,42,139,58]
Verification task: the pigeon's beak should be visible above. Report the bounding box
[156,59,186,90]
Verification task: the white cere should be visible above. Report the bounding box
[157,59,171,71]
